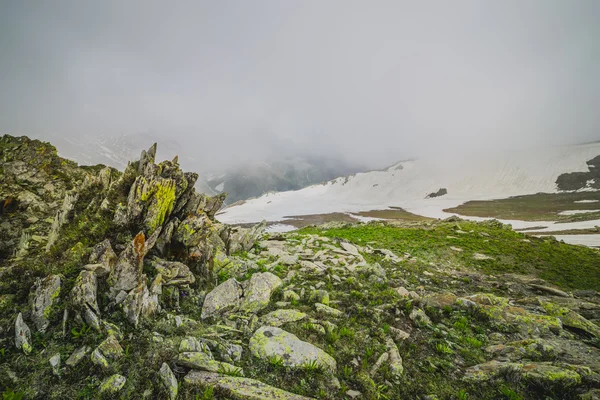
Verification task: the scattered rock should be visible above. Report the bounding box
[99,374,127,395]
[530,284,570,298]
[158,362,178,400]
[184,370,313,400]
[65,346,90,367]
[201,278,243,319]
[249,326,337,372]
[260,309,307,327]
[49,353,61,376]
[14,313,32,354]
[239,272,283,313]
[31,274,61,332]
[315,303,344,318]
[177,351,241,374]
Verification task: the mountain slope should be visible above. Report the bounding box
[219,142,600,225]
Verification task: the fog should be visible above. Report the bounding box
[1,0,599,170]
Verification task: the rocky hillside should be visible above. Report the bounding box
[1,135,600,399]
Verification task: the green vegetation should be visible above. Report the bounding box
[444,191,600,222]
[301,220,600,290]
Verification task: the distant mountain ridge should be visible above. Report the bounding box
[220,142,600,225]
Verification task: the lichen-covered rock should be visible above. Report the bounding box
[159,362,178,400]
[184,371,314,400]
[249,326,337,372]
[421,292,458,310]
[410,308,432,326]
[49,353,61,375]
[121,277,157,326]
[90,348,110,369]
[179,337,212,355]
[386,338,404,378]
[260,309,307,327]
[88,239,117,269]
[309,289,330,306]
[229,221,267,254]
[15,313,32,354]
[108,231,158,297]
[315,303,343,318]
[153,259,195,286]
[65,346,90,367]
[31,274,61,332]
[83,263,111,277]
[97,335,124,360]
[239,272,282,313]
[543,302,600,339]
[464,361,582,387]
[70,270,100,328]
[99,374,127,394]
[177,351,242,374]
[201,278,243,319]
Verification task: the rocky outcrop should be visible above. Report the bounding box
[108,231,159,298]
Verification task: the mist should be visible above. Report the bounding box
[1,0,599,171]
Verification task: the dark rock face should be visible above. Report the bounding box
[425,188,448,198]
[556,155,600,191]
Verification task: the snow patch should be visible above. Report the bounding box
[557,210,599,216]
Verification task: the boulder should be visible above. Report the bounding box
[65,346,90,367]
[315,303,343,318]
[49,353,61,375]
[71,271,99,314]
[201,278,243,319]
[153,259,195,286]
[177,351,241,374]
[89,239,117,269]
[260,309,307,327]
[340,242,359,256]
[184,371,314,400]
[239,272,282,313]
[97,335,124,360]
[249,326,336,372]
[159,362,178,400]
[229,221,267,254]
[15,313,32,354]
[99,374,127,394]
[31,274,61,332]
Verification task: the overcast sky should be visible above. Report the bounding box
[1,0,599,169]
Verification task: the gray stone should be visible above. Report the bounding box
[159,362,178,400]
[15,313,32,354]
[31,274,61,332]
[201,278,243,319]
[49,353,61,375]
[65,346,90,367]
[184,370,313,400]
[260,309,307,327]
[177,352,241,374]
[250,326,336,372]
[99,374,127,394]
[71,271,99,315]
[340,242,359,256]
[239,272,282,313]
[315,303,343,318]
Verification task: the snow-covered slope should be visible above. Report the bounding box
[218,143,600,225]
